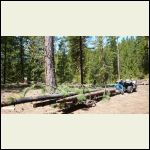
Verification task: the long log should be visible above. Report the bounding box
[33,99,57,108]
[1,88,101,107]
[32,88,116,108]
[32,88,102,108]
[57,88,116,103]
[1,92,76,107]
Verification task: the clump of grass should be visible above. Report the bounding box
[21,83,48,97]
[72,88,83,94]
[7,93,23,104]
[22,86,33,97]
[83,88,90,93]
[76,94,86,104]
[55,84,72,96]
[102,90,110,101]
[59,102,66,109]
[37,83,47,94]
[51,104,58,108]
[7,97,16,104]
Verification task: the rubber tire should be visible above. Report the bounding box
[121,90,124,95]
[133,85,137,92]
[133,88,137,92]
[127,86,133,93]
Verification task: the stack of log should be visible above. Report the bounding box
[1,88,116,108]
[137,79,149,85]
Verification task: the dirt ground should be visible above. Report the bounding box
[1,85,149,114]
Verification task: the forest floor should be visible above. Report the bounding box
[1,84,149,114]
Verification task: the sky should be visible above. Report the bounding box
[55,36,131,50]
[86,36,129,48]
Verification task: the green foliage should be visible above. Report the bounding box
[102,91,110,101]
[1,36,149,86]
[67,36,89,83]
[55,37,73,83]
[21,83,47,97]
[59,102,66,109]
[76,94,86,104]
[7,97,16,104]
[7,93,23,103]
[51,104,58,108]
[72,88,83,94]
[55,84,71,96]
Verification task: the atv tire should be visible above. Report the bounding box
[133,88,137,92]
[121,90,124,95]
[127,86,133,93]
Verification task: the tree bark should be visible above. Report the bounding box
[3,37,7,84]
[79,36,83,84]
[44,36,56,89]
[117,37,120,80]
[20,37,24,82]
[62,45,65,83]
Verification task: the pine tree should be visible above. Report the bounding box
[56,37,73,83]
[67,36,86,83]
[44,36,56,88]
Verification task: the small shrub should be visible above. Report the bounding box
[22,87,32,97]
[76,94,86,104]
[51,104,58,108]
[59,102,66,109]
[7,97,16,104]
[56,84,72,96]
[72,88,83,94]
[102,91,110,101]
[21,83,48,97]
[7,93,23,104]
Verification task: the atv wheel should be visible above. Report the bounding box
[127,86,133,93]
[133,88,137,92]
[121,90,124,95]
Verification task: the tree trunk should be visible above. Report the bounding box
[79,36,83,84]
[116,37,120,80]
[44,36,56,89]
[3,37,7,84]
[62,47,65,83]
[20,37,24,82]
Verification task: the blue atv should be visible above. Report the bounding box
[114,80,125,94]
[114,79,137,94]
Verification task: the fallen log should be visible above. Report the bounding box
[1,92,76,107]
[33,99,57,108]
[57,88,116,103]
[137,83,149,85]
[32,88,102,108]
[32,88,116,108]
[1,88,101,107]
